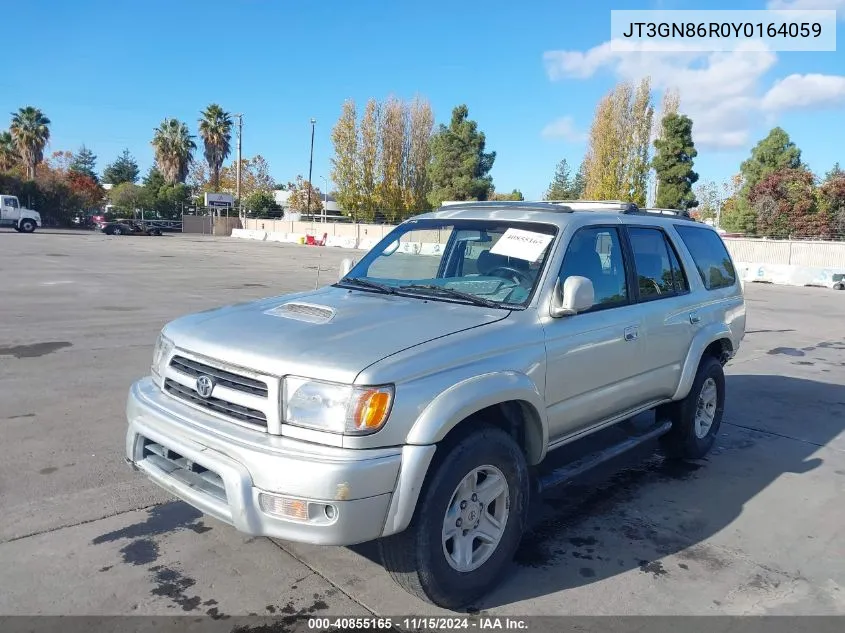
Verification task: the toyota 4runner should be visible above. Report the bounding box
[125,201,746,609]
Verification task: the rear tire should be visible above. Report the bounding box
[18,219,36,233]
[659,356,725,460]
[379,427,529,610]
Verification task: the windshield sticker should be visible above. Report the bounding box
[489,228,554,262]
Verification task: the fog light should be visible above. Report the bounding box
[258,493,310,521]
[324,505,336,520]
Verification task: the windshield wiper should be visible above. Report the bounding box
[338,277,396,294]
[396,284,499,308]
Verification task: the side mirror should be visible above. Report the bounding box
[338,258,356,280]
[550,276,595,318]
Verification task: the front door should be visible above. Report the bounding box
[543,225,645,443]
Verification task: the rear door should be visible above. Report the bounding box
[622,225,697,402]
[543,225,646,441]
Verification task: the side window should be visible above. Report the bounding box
[628,227,689,300]
[10,198,19,208]
[666,238,689,293]
[674,225,737,290]
[560,227,628,309]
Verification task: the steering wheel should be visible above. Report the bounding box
[486,266,532,285]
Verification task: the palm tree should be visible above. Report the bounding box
[9,107,50,179]
[198,104,232,191]
[0,131,19,172]
[151,118,196,184]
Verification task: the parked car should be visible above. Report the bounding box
[124,200,746,609]
[101,219,162,236]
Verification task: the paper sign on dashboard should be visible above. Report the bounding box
[489,228,554,262]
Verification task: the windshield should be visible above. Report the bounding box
[337,219,558,308]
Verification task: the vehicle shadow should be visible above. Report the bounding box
[350,374,844,611]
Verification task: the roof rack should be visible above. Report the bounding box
[437,201,568,212]
[434,200,698,222]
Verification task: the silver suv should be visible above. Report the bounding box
[125,201,746,609]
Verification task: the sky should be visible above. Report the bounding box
[3,0,844,201]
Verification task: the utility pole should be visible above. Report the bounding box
[234,113,243,211]
[307,118,316,227]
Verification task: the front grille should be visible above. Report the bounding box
[164,378,268,427]
[141,437,226,502]
[170,355,267,397]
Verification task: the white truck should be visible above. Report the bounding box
[0,195,41,232]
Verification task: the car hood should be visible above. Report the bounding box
[163,285,511,384]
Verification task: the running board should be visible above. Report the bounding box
[538,421,673,493]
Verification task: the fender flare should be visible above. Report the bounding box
[672,323,734,401]
[405,371,548,464]
[380,371,548,538]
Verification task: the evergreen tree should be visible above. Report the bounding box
[428,105,495,206]
[69,145,98,181]
[103,149,140,185]
[652,113,699,210]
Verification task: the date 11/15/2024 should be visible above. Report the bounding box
[307,617,530,631]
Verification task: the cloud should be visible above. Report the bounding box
[544,40,776,150]
[762,73,845,110]
[767,0,845,19]
[543,38,844,151]
[541,116,586,142]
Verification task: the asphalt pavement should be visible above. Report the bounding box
[1,230,843,623]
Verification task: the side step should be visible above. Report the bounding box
[537,421,672,493]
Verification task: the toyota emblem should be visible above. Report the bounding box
[195,375,215,399]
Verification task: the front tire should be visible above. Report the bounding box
[112,227,122,235]
[18,219,36,233]
[379,427,529,610]
[659,356,725,459]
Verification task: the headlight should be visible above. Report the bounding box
[151,333,175,385]
[283,377,393,435]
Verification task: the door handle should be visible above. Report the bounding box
[689,312,701,324]
[624,326,638,341]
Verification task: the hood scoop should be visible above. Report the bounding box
[265,301,335,324]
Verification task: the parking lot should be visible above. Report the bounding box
[1,230,844,620]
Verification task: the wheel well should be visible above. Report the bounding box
[703,338,733,366]
[435,400,543,466]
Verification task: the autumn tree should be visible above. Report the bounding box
[428,104,496,206]
[404,97,434,213]
[583,91,622,199]
[825,162,843,182]
[103,149,139,185]
[330,99,360,219]
[44,150,74,174]
[376,96,408,222]
[69,145,98,182]
[693,180,719,222]
[820,172,845,237]
[218,156,275,199]
[626,78,654,206]
[285,175,324,213]
[652,113,698,210]
[358,99,380,222]
[749,168,830,239]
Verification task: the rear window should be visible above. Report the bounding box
[674,225,736,290]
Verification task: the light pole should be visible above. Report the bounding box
[234,113,243,213]
[307,118,316,229]
[320,176,328,223]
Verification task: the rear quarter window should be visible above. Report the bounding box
[674,225,736,290]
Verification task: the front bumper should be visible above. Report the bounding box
[126,377,414,545]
